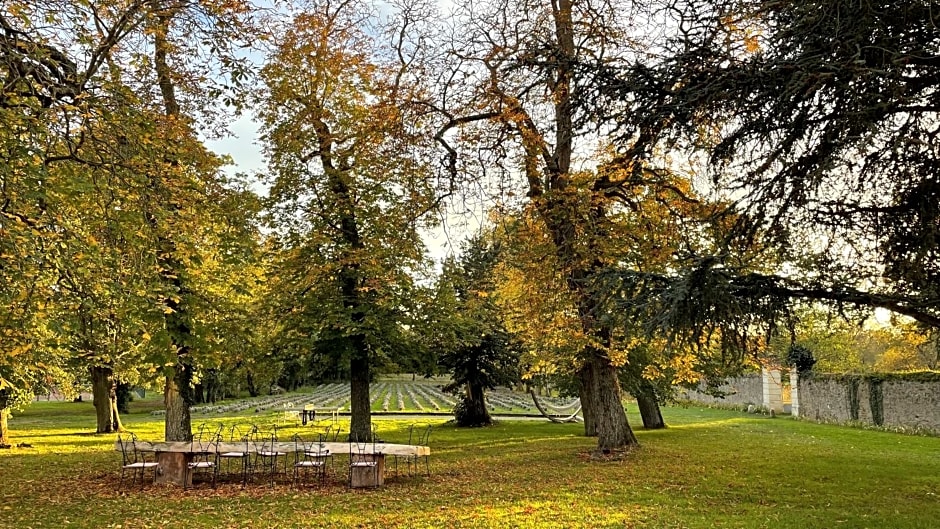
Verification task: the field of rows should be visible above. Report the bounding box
[180,381,582,418]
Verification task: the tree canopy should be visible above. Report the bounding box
[2,0,937,451]
[589,0,940,340]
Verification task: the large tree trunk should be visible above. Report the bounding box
[0,408,8,447]
[316,112,372,443]
[116,382,131,414]
[348,333,372,442]
[635,380,666,430]
[549,0,635,451]
[193,382,205,404]
[457,382,492,427]
[585,354,637,451]
[164,364,194,442]
[577,363,598,436]
[90,365,123,434]
[204,369,219,404]
[151,0,194,443]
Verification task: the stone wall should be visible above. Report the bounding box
[676,375,763,409]
[799,374,940,434]
[679,372,940,435]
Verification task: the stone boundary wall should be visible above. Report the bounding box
[679,371,940,435]
[675,375,763,409]
[799,374,940,434]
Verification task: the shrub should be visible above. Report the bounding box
[787,344,817,375]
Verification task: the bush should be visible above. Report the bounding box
[787,344,817,374]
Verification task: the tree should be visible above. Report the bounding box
[0,1,140,443]
[435,234,521,427]
[0,0,258,442]
[258,0,441,442]
[432,0,657,452]
[589,0,940,342]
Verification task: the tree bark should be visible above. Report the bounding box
[204,369,219,404]
[150,0,195,443]
[0,408,8,447]
[164,364,194,442]
[621,367,666,430]
[116,382,131,414]
[635,381,666,430]
[90,365,123,433]
[549,0,636,450]
[348,333,372,442]
[193,382,205,404]
[457,382,492,427]
[586,353,638,451]
[577,363,598,436]
[310,110,373,443]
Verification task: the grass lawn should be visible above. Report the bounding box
[2,400,938,528]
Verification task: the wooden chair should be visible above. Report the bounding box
[118,432,159,489]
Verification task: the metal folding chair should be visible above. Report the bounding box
[348,436,379,488]
[218,424,253,485]
[118,433,160,490]
[254,428,288,487]
[292,434,329,487]
[399,425,432,477]
[186,423,221,488]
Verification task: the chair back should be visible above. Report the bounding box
[192,423,221,453]
[418,425,432,446]
[292,433,306,458]
[301,433,329,459]
[405,424,416,445]
[228,425,252,449]
[117,433,133,465]
[121,432,152,464]
[260,430,279,453]
[349,437,375,465]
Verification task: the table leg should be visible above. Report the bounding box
[155,452,193,487]
[375,454,385,486]
[349,454,385,488]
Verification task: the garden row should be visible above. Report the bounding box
[162,382,580,417]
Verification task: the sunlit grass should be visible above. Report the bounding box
[2,400,939,528]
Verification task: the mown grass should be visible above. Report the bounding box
[2,400,938,528]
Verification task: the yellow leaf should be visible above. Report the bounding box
[745,35,759,53]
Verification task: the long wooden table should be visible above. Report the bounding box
[116,440,429,487]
